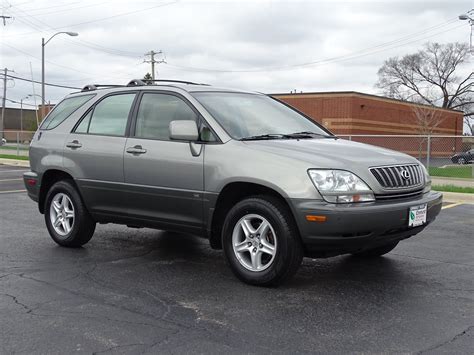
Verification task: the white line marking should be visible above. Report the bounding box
[0,189,26,194]
[0,178,22,182]
[441,202,463,210]
[0,169,27,173]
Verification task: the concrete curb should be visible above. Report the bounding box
[0,158,30,168]
[440,191,474,204]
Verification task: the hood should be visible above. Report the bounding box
[241,138,419,169]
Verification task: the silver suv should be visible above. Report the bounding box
[24,79,442,286]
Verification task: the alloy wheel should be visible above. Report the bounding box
[232,214,277,272]
[49,193,75,236]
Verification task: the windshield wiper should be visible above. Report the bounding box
[240,132,337,141]
[240,134,289,141]
[286,131,337,139]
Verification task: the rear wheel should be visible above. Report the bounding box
[44,180,96,248]
[352,241,399,258]
[222,196,303,287]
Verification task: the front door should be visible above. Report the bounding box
[123,92,204,233]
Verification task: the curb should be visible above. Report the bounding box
[440,191,474,204]
[0,158,30,168]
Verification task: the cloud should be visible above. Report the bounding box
[0,0,471,105]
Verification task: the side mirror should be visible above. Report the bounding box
[169,120,199,141]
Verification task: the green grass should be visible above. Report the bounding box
[0,145,29,151]
[0,154,29,161]
[432,184,474,194]
[429,166,473,179]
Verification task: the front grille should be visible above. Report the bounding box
[375,188,424,200]
[370,164,424,189]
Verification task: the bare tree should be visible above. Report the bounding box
[376,42,473,134]
[411,105,444,135]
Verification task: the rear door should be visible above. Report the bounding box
[63,92,137,217]
[123,91,204,232]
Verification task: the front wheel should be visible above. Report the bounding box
[44,180,96,248]
[352,241,399,258]
[458,157,466,165]
[222,196,303,287]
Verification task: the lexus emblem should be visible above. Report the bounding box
[400,170,410,180]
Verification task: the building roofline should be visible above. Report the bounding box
[270,91,464,114]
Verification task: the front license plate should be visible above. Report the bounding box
[408,204,427,227]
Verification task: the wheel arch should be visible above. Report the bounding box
[208,181,299,250]
[38,169,78,214]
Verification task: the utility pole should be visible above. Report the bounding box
[144,50,166,80]
[0,68,14,141]
[0,15,11,26]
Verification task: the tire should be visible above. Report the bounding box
[352,241,399,258]
[458,157,466,165]
[222,196,303,287]
[44,180,96,248]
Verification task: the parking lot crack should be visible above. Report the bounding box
[416,325,474,354]
[1,293,33,314]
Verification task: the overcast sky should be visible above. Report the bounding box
[0,0,472,108]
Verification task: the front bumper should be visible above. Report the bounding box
[289,191,443,257]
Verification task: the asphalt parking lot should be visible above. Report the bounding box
[0,165,473,354]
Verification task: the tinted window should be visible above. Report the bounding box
[41,94,95,130]
[87,94,136,136]
[75,110,92,133]
[135,93,198,140]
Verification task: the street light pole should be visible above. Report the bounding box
[20,95,29,133]
[41,31,79,119]
[459,10,474,53]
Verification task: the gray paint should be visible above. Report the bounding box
[24,83,442,254]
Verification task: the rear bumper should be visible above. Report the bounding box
[23,171,40,202]
[289,191,443,257]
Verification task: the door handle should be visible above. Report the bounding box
[126,145,147,155]
[66,140,82,149]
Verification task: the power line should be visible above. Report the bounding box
[165,22,465,73]
[6,74,81,90]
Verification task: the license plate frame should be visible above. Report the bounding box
[408,204,427,227]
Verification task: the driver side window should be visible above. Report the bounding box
[135,93,197,141]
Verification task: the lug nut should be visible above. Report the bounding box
[247,242,252,247]
[259,244,263,248]
[253,247,257,252]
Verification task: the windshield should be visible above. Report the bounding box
[192,92,331,140]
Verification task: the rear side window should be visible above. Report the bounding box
[41,94,95,130]
[75,93,136,136]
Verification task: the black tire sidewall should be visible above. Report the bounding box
[222,197,300,286]
[44,180,94,247]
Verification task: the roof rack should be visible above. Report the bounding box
[126,79,209,87]
[80,79,210,92]
[81,84,124,92]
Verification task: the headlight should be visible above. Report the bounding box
[308,169,375,203]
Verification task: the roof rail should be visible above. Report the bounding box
[127,79,209,87]
[81,79,211,92]
[151,79,210,86]
[81,84,124,92]
[127,79,147,87]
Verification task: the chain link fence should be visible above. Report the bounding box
[0,131,473,180]
[0,130,34,157]
[339,135,473,181]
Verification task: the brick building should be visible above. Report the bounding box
[272,91,463,135]
[272,91,464,158]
